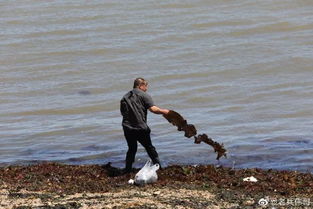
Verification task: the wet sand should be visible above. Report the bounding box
[0,162,312,208]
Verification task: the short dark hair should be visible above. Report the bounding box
[133,77,148,88]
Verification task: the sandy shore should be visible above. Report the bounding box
[0,162,312,209]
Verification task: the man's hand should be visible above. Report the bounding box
[149,106,170,115]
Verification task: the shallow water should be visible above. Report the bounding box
[1,0,313,171]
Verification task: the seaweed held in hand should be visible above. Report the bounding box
[163,110,197,138]
[163,110,227,160]
[194,134,227,160]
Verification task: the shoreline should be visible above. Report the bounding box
[0,162,312,208]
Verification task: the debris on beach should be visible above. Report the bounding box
[243,176,258,182]
[163,110,227,160]
[134,160,159,185]
[128,179,135,184]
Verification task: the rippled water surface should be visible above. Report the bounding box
[1,0,313,171]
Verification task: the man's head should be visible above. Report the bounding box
[133,77,148,92]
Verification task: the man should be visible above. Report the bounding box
[120,78,169,173]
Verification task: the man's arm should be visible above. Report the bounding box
[149,106,170,115]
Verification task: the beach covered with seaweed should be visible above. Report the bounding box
[0,162,312,208]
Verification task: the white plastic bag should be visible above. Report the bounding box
[134,160,159,185]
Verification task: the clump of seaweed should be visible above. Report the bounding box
[163,110,227,160]
[194,134,227,160]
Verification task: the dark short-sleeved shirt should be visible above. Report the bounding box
[120,88,155,130]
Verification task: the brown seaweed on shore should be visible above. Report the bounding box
[1,162,312,208]
[163,110,227,160]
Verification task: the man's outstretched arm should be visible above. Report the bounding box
[149,106,170,115]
